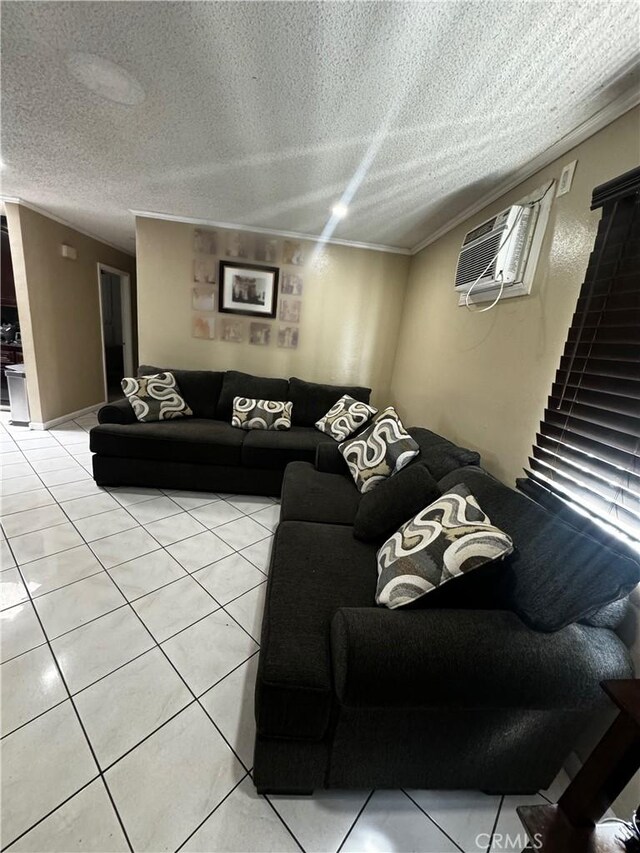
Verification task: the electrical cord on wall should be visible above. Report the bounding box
[464,179,555,314]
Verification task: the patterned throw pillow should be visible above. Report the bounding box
[232,397,293,430]
[121,372,193,422]
[315,395,378,441]
[376,484,513,609]
[339,407,419,493]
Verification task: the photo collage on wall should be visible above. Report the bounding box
[191,229,305,348]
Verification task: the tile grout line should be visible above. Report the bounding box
[401,789,466,853]
[173,772,253,853]
[335,789,375,853]
[486,795,505,853]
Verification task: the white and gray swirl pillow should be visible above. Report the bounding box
[339,406,419,493]
[121,372,193,422]
[376,483,514,609]
[232,397,292,431]
[315,395,377,441]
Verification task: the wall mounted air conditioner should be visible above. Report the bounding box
[454,204,536,294]
[454,181,555,306]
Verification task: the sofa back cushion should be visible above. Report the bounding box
[217,371,289,421]
[288,377,371,427]
[437,466,640,632]
[353,463,441,543]
[138,364,223,420]
[408,427,480,480]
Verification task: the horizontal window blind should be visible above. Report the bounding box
[517,165,640,548]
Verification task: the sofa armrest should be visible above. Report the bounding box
[330,607,632,711]
[315,442,349,475]
[97,397,136,425]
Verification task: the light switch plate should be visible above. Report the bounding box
[557,160,577,197]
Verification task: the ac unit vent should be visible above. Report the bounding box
[454,204,534,293]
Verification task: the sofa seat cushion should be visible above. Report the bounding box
[90,419,246,466]
[256,521,378,740]
[241,427,334,470]
[280,462,360,526]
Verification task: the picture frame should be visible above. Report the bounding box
[219,261,279,318]
[249,322,272,346]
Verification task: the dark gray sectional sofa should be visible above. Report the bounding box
[90,365,637,795]
[254,441,637,795]
[91,366,371,494]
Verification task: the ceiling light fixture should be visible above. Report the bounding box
[66,52,145,105]
[332,202,349,219]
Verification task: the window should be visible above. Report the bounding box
[518,166,640,549]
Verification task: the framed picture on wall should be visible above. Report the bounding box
[219,261,279,318]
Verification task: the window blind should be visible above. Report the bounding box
[517,165,640,548]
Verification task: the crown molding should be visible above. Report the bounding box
[0,197,135,256]
[410,88,640,255]
[129,208,412,255]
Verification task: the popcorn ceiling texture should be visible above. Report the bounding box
[2,1,639,251]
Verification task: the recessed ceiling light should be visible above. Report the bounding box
[332,202,349,219]
[66,52,145,105]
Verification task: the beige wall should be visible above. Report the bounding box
[5,204,136,425]
[391,106,640,486]
[135,217,410,407]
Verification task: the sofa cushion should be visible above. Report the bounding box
[138,364,224,420]
[376,484,514,609]
[122,372,193,422]
[340,407,420,493]
[256,521,378,739]
[438,466,640,632]
[90,419,246,466]
[232,398,292,431]
[287,377,372,427]
[407,427,480,480]
[315,394,377,441]
[280,461,360,526]
[241,427,334,470]
[217,371,289,421]
[353,463,441,543]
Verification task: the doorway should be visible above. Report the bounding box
[98,264,134,402]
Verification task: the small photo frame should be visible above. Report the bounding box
[283,240,304,266]
[254,237,280,264]
[221,318,245,343]
[193,257,216,284]
[281,273,303,295]
[249,322,272,346]
[226,232,249,259]
[192,314,215,339]
[277,325,299,349]
[194,229,217,255]
[279,298,301,323]
[192,286,216,312]
[219,261,279,318]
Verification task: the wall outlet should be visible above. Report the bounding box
[557,160,577,197]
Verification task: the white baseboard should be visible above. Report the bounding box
[29,402,105,431]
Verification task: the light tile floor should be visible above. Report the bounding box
[0,411,569,852]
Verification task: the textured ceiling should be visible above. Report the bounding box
[2,1,639,252]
